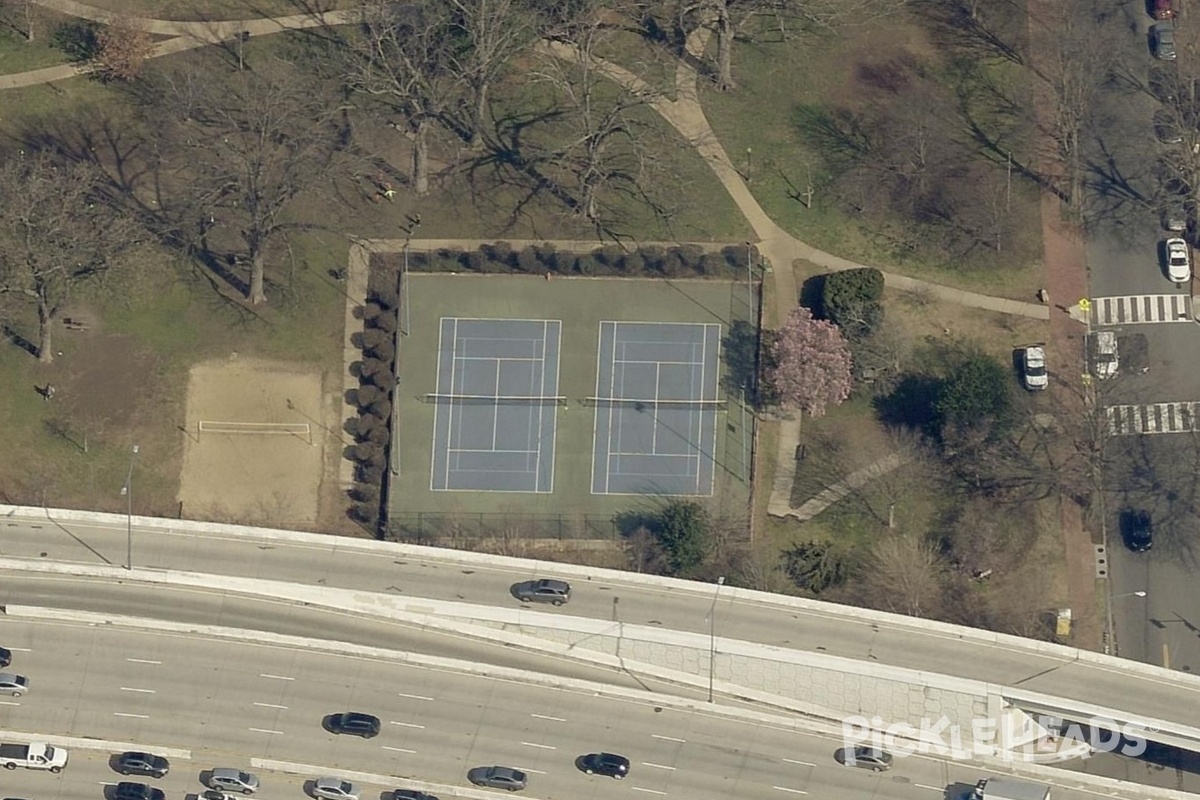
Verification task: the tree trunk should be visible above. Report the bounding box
[470,83,488,150]
[249,246,267,305]
[24,0,34,41]
[413,121,430,196]
[37,297,53,364]
[715,1,736,91]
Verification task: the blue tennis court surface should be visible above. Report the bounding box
[590,321,721,496]
[430,318,561,492]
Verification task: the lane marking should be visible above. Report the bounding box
[382,747,417,754]
[398,693,434,701]
[114,713,149,719]
[783,759,816,767]
[390,721,425,729]
[652,734,685,743]
[774,788,807,795]
[521,742,556,750]
[249,728,283,735]
[641,763,675,771]
[260,674,294,681]
[8,648,32,652]
[126,658,161,665]
[633,790,666,796]
[254,702,288,710]
[0,701,19,706]
[120,687,156,694]
[519,769,546,775]
[916,785,944,792]
[531,714,566,722]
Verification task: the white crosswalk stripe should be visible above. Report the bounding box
[1107,403,1200,435]
[1091,294,1192,326]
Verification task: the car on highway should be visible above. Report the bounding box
[313,778,361,800]
[1165,237,1192,282]
[1021,345,1048,391]
[835,746,894,772]
[579,752,630,778]
[513,578,571,605]
[468,766,528,791]
[0,674,28,697]
[1092,331,1119,379]
[1120,509,1153,552]
[391,791,438,800]
[114,783,165,800]
[325,712,381,738]
[115,753,169,778]
[1152,22,1177,60]
[208,769,260,795]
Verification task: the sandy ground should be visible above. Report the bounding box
[178,354,324,526]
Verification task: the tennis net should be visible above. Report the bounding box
[423,393,568,407]
[583,397,726,412]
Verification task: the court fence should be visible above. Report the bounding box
[386,512,620,543]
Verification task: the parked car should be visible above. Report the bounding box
[391,792,438,800]
[1162,197,1188,231]
[0,674,28,697]
[468,766,528,791]
[1021,345,1048,391]
[1120,509,1153,552]
[1165,237,1192,282]
[208,769,259,795]
[835,747,894,772]
[312,778,361,800]
[115,753,169,779]
[513,579,571,606]
[1154,0,1177,20]
[1092,331,1119,379]
[580,753,630,779]
[1155,110,1183,144]
[114,783,164,800]
[325,712,381,739]
[0,649,11,669]
[1153,22,1177,60]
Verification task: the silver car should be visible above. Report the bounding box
[1152,22,1177,60]
[313,778,361,800]
[468,766,527,792]
[209,769,259,795]
[0,673,28,696]
[513,579,571,606]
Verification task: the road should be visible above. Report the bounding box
[1,514,1199,736]
[0,616,1174,800]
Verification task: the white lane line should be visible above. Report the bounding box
[253,702,288,710]
[774,788,807,795]
[126,658,161,665]
[652,735,686,743]
[521,742,556,750]
[120,687,156,694]
[114,713,149,719]
[531,714,567,722]
[382,747,417,754]
[641,763,676,771]
[0,701,20,706]
[249,728,283,735]
[783,759,816,767]
[8,648,32,652]
[389,721,425,729]
[916,785,944,792]
[633,790,666,796]
[260,674,294,681]
[398,693,434,701]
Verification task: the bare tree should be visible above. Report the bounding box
[92,14,156,82]
[0,152,140,362]
[153,61,347,304]
[1,0,36,41]
[858,533,950,618]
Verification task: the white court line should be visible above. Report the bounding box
[521,742,556,750]
[383,746,417,754]
[773,788,807,795]
[249,728,283,735]
[632,789,666,796]
[531,714,566,722]
[114,713,149,719]
[398,693,434,701]
[783,759,816,767]
[641,763,676,771]
[260,674,294,681]
[652,734,685,743]
[390,721,425,729]
[121,687,156,694]
[126,658,161,664]
[254,702,288,709]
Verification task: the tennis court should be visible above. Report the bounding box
[429,318,562,492]
[590,322,721,496]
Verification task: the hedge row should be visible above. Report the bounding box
[405,243,757,279]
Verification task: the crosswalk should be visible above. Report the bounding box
[1091,294,1192,326]
[1107,403,1200,435]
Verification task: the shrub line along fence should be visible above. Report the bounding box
[387,513,621,542]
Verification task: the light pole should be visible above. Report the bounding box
[120,444,139,570]
[706,576,725,702]
[1105,589,1147,656]
[1114,591,1148,599]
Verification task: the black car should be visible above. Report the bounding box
[114,783,165,800]
[392,792,438,800]
[580,753,630,779]
[326,712,381,738]
[1120,509,1153,552]
[116,753,170,779]
[0,648,11,669]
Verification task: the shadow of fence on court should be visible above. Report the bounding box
[387,512,619,543]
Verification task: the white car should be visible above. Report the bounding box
[1092,331,1119,379]
[1022,346,1048,391]
[1165,237,1192,283]
[313,778,361,800]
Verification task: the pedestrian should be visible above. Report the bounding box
[1037,289,1049,304]
[43,384,55,402]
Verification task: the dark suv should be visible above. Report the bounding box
[513,579,571,606]
[1120,509,1153,552]
[326,712,382,738]
[114,783,165,800]
[580,753,630,779]
[115,753,170,779]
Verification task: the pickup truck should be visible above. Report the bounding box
[0,742,68,772]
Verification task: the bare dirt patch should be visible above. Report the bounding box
[178,354,323,526]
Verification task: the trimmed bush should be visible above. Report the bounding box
[360,328,388,351]
[350,485,380,504]
[661,251,686,277]
[516,246,540,273]
[356,385,383,409]
[598,245,624,267]
[680,244,704,267]
[366,425,391,445]
[368,398,392,419]
[573,254,596,275]
[623,252,646,273]
[722,244,750,269]
[362,303,383,322]
[353,442,383,464]
[821,267,884,339]
[465,251,486,272]
[371,312,398,334]
[367,368,395,389]
[367,339,395,361]
[641,245,665,273]
[357,462,385,485]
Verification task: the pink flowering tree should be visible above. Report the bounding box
[765,306,853,416]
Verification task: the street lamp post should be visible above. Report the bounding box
[707,576,726,703]
[1105,589,1147,656]
[120,444,140,570]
